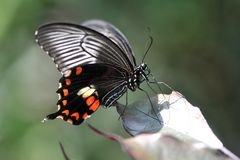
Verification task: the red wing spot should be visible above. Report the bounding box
[71,112,80,120]
[65,79,71,85]
[89,100,100,112]
[86,96,95,106]
[76,66,82,75]
[82,113,89,119]
[62,100,67,106]
[63,89,69,96]
[67,118,73,124]
[62,110,69,116]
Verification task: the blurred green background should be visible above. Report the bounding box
[0,0,239,159]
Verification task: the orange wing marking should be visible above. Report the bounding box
[89,100,100,112]
[71,112,80,120]
[63,89,69,96]
[86,96,95,106]
[62,110,69,116]
[62,100,67,106]
[82,113,89,119]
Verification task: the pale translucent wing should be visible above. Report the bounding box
[81,19,136,66]
[35,23,134,74]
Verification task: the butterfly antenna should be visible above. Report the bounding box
[142,35,153,63]
[138,87,162,126]
[59,142,70,160]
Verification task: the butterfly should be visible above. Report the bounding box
[35,19,151,125]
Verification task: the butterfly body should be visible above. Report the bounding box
[36,20,150,125]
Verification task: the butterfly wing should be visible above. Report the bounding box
[81,19,136,66]
[36,22,133,125]
[47,64,127,125]
[35,23,134,74]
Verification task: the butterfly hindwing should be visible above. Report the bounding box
[46,64,127,125]
[47,65,101,125]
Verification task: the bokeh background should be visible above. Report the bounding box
[0,0,239,159]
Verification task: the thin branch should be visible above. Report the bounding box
[59,142,70,160]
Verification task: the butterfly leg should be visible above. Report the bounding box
[138,87,162,126]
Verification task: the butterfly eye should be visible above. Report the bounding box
[141,63,147,69]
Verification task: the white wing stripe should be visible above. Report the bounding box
[55,49,83,59]
[57,51,87,62]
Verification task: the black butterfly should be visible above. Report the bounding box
[36,20,151,125]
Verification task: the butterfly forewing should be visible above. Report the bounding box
[36,23,134,74]
[81,20,136,66]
